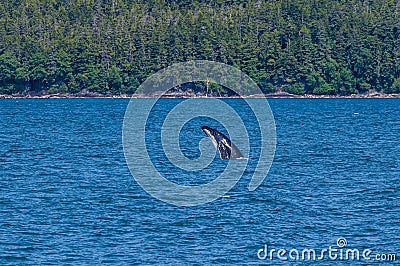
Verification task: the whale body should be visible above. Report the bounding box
[201,126,244,160]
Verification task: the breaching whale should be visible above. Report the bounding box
[201,126,244,160]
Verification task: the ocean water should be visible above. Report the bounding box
[0,98,399,265]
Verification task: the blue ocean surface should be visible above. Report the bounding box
[0,98,399,265]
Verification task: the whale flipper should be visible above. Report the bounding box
[201,126,244,160]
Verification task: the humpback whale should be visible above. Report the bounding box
[201,126,244,160]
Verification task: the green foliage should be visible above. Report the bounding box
[0,0,399,95]
[28,53,48,91]
[306,72,325,94]
[385,78,400,94]
[259,82,275,94]
[313,83,336,95]
[108,66,123,94]
[284,83,305,95]
[358,82,371,93]
[333,68,358,95]
[0,52,20,93]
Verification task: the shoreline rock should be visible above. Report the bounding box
[1,91,399,99]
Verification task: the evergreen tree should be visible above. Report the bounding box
[0,0,398,95]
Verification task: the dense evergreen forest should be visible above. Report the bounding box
[0,0,399,96]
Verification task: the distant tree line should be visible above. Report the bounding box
[0,0,399,95]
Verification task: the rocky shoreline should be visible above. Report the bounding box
[1,90,399,99]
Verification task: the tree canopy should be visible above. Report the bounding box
[0,0,399,95]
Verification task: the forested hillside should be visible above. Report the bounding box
[0,0,399,95]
